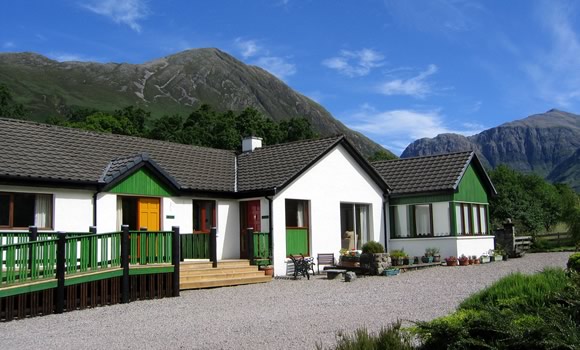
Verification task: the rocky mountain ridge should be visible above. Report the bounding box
[0,49,391,157]
[402,109,580,191]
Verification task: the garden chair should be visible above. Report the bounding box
[289,254,315,280]
[317,253,335,274]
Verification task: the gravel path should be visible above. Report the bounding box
[0,252,570,350]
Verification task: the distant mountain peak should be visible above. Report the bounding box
[402,110,580,191]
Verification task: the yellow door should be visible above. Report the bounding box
[138,197,160,231]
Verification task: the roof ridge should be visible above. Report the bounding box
[372,150,473,164]
[0,117,236,155]
[255,134,344,151]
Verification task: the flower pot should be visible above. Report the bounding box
[421,256,430,263]
[391,258,401,266]
[445,259,458,266]
[459,258,469,266]
[433,255,441,263]
[473,259,480,265]
[480,256,490,264]
[495,255,503,261]
[340,261,360,268]
[384,269,400,276]
[260,266,274,276]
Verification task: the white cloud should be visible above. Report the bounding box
[377,64,438,98]
[254,56,296,80]
[322,49,385,77]
[235,38,262,58]
[83,0,149,33]
[523,1,580,107]
[47,52,101,62]
[345,105,483,154]
[3,41,15,49]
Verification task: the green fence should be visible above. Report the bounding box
[1,237,58,286]
[180,232,210,259]
[253,231,271,265]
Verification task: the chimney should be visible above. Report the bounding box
[242,136,263,152]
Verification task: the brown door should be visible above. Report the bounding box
[240,200,261,258]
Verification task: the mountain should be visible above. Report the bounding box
[0,49,392,157]
[402,109,580,191]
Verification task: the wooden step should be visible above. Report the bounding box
[180,266,260,276]
[180,271,266,282]
[180,275,272,290]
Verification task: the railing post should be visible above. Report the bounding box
[246,227,254,265]
[172,226,180,297]
[28,226,38,270]
[209,227,217,268]
[55,231,66,314]
[121,225,130,304]
[88,226,97,269]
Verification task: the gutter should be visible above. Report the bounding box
[265,187,277,263]
[93,191,99,227]
[382,193,389,252]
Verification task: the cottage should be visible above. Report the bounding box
[0,118,390,276]
[373,151,497,259]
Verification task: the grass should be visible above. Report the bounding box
[459,268,567,312]
[316,321,414,350]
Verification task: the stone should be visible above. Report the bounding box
[345,271,356,282]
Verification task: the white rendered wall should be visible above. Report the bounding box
[96,193,117,233]
[270,146,385,276]
[432,202,451,236]
[0,185,94,232]
[162,197,192,232]
[389,236,495,259]
[456,236,495,257]
[217,200,240,260]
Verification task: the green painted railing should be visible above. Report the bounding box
[65,232,122,274]
[253,231,271,265]
[129,230,173,265]
[1,238,58,286]
[180,232,210,259]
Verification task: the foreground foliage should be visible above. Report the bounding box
[322,265,580,350]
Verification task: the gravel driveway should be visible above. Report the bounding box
[0,252,570,350]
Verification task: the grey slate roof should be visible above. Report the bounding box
[372,151,495,196]
[0,118,236,192]
[237,136,345,192]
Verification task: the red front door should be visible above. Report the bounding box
[240,200,261,258]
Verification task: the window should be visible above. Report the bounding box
[285,199,309,256]
[0,192,53,229]
[455,203,488,235]
[414,204,433,236]
[340,203,371,249]
[193,200,216,233]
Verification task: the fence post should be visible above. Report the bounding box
[28,226,38,271]
[121,225,130,304]
[55,231,66,314]
[246,227,254,265]
[88,226,97,269]
[209,227,217,268]
[172,226,180,297]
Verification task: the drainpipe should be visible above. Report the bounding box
[265,187,277,265]
[92,192,99,227]
[382,194,388,252]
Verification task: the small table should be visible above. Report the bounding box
[325,269,347,280]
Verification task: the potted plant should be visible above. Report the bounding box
[390,249,406,266]
[259,265,274,276]
[361,241,388,275]
[339,249,361,267]
[429,247,441,263]
[445,256,458,266]
[472,255,480,265]
[494,248,505,261]
[480,253,490,264]
[384,267,400,276]
[458,254,470,266]
[422,247,436,263]
[403,253,413,265]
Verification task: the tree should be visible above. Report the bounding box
[148,114,185,143]
[0,84,26,119]
[279,117,317,142]
[368,150,397,162]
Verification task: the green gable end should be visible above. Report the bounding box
[454,164,488,203]
[109,168,174,197]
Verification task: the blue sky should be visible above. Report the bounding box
[1,0,580,154]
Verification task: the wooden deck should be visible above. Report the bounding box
[180,259,272,290]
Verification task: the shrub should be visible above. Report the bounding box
[459,268,567,313]
[567,253,580,274]
[361,241,384,254]
[317,321,415,350]
[390,249,406,259]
